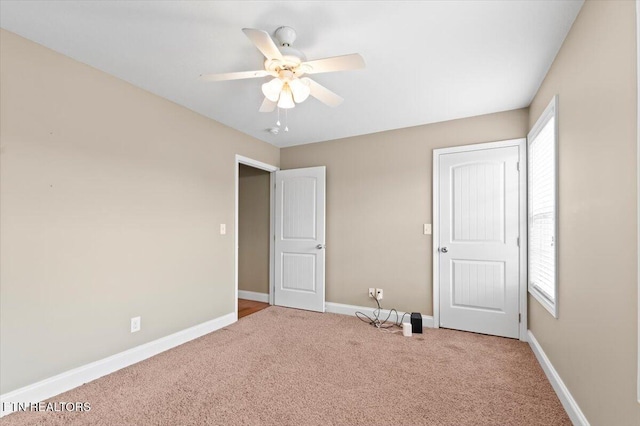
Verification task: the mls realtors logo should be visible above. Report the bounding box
[2,401,91,413]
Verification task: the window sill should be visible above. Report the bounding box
[529,286,558,318]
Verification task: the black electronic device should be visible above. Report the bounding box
[410,312,422,334]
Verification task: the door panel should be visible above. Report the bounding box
[282,177,317,240]
[452,162,504,242]
[452,260,505,311]
[282,253,316,292]
[439,146,520,338]
[274,167,325,312]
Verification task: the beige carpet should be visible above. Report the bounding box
[3,307,570,425]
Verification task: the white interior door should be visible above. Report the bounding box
[438,145,520,338]
[274,166,326,312]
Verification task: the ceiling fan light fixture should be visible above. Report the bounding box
[202,27,365,113]
[262,78,284,102]
[289,78,311,103]
[277,86,295,109]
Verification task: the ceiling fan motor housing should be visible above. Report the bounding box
[275,26,296,46]
[265,26,307,75]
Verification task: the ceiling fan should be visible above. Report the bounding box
[200,26,365,112]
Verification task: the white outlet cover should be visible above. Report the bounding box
[220,224,226,235]
[131,316,141,333]
[424,224,432,235]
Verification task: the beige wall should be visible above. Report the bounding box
[238,165,270,294]
[0,30,279,394]
[527,1,639,424]
[281,109,528,314]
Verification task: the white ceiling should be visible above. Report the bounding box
[0,1,583,148]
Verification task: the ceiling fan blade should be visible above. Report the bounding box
[259,97,277,113]
[200,70,273,82]
[301,53,365,75]
[303,78,344,107]
[242,28,283,61]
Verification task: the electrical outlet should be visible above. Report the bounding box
[423,224,432,235]
[368,288,376,298]
[376,288,383,300]
[220,224,226,235]
[131,316,141,333]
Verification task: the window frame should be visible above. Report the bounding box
[527,95,559,318]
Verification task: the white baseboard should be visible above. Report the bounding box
[527,330,589,426]
[0,312,237,418]
[238,290,269,303]
[325,301,434,328]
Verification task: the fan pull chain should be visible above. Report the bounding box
[284,109,289,132]
[276,108,281,127]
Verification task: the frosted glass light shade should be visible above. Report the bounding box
[289,78,311,103]
[262,78,284,102]
[277,86,295,109]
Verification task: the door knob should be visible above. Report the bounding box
[316,244,326,250]
[441,247,448,253]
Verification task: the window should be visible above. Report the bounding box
[528,96,558,318]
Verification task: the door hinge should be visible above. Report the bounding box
[516,162,520,171]
[519,313,521,323]
[517,237,520,247]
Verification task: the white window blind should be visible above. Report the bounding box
[528,96,558,317]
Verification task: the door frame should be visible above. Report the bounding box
[234,155,279,319]
[636,0,639,403]
[432,138,528,341]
